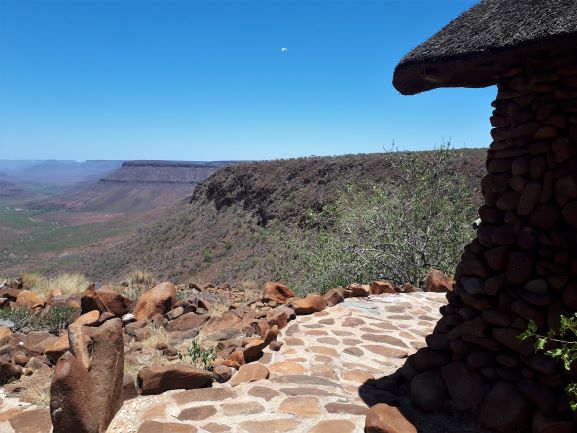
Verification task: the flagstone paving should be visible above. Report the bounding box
[107,292,446,433]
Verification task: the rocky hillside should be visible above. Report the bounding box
[31,160,235,212]
[77,150,487,284]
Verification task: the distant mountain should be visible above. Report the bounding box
[29,160,237,212]
[0,160,124,186]
[0,179,28,199]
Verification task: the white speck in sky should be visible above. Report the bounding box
[280,47,288,53]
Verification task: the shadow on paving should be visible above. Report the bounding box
[358,373,496,433]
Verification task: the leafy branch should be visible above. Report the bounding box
[519,315,577,410]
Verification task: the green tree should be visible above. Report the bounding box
[281,145,476,295]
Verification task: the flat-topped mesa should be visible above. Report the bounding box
[391,1,577,431]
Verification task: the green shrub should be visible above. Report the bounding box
[519,316,577,411]
[0,308,36,331]
[279,145,476,296]
[0,305,79,334]
[178,338,216,370]
[203,250,213,263]
[37,305,80,334]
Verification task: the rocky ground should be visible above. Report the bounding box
[109,292,445,433]
[0,280,493,433]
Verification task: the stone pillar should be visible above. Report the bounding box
[402,47,577,432]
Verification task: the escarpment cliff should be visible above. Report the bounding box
[31,160,234,213]
[77,150,487,284]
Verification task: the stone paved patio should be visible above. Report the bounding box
[107,292,445,433]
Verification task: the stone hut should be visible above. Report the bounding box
[392,1,577,431]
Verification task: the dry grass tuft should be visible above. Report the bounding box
[19,369,52,407]
[241,280,257,291]
[207,302,229,318]
[124,357,141,379]
[126,269,155,290]
[140,326,169,350]
[31,273,90,300]
[21,272,41,290]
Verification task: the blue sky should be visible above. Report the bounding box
[0,0,493,161]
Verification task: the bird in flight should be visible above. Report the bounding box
[280,48,288,53]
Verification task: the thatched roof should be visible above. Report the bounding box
[393,0,577,95]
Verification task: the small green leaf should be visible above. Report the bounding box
[534,338,546,352]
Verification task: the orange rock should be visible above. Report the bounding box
[81,285,132,317]
[348,283,371,297]
[44,335,70,364]
[365,403,417,433]
[324,288,345,306]
[399,283,418,293]
[243,339,266,363]
[425,269,454,292]
[289,294,327,315]
[227,349,245,365]
[15,290,44,310]
[261,282,295,304]
[133,282,176,321]
[73,310,100,327]
[370,281,396,295]
[138,365,213,395]
[266,308,289,329]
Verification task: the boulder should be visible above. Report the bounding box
[348,283,371,297]
[371,281,396,295]
[137,365,213,395]
[324,288,345,306]
[289,294,327,315]
[72,310,100,327]
[81,285,131,317]
[243,338,267,363]
[532,413,573,433]
[478,381,532,432]
[441,362,485,411]
[0,362,22,384]
[266,308,290,329]
[166,313,210,332]
[123,375,138,400]
[50,318,124,433]
[365,403,417,433]
[89,319,125,428]
[133,282,177,321]
[425,269,454,292]
[124,320,147,336]
[15,290,44,310]
[50,352,96,433]
[44,335,71,364]
[410,370,448,411]
[261,282,294,304]
[400,283,418,293]
[0,287,21,302]
[212,365,233,383]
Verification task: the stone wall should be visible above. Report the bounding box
[401,46,577,432]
